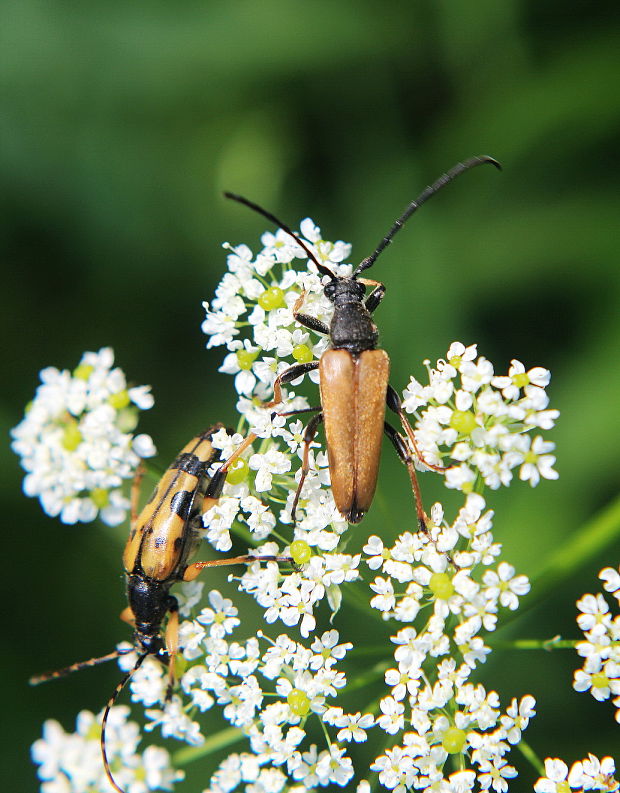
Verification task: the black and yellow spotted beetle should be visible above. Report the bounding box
[31,425,291,793]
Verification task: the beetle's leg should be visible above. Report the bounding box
[277,405,322,417]
[289,411,324,521]
[291,290,330,336]
[358,277,386,313]
[383,422,428,533]
[198,431,262,517]
[294,313,330,335]
[120,606,135,626]
[386,385,446,472]
[216,433,257,475]
[163,599,179,701]
[130,461,146,526]
[183,554,294,582]
[261,361,320,408]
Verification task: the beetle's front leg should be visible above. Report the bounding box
[292,289,331,336]
[359,277,386,313]
[261,360,320,408]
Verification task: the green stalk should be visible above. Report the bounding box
[517,738,545,776]
[525,492,620,609]
[173,726,244,765]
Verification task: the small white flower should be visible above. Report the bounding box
[377,696,405,735]
[534,757,570,793]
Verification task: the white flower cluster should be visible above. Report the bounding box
[118,588,366,791]
[205,426,349,559]
[32,707,181,793]
[573,567,620,719]
[201,220,359,535]
[402,343,559,493]
[12,348,156,525]
[28,220,563,793]
[534,755,618,792]
[365,493,534,791]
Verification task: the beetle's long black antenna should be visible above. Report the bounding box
[354,155,502,276]
[224,192,336,279]
[29,649,128,686]
[101,652,148,793]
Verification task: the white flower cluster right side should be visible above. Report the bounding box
[573,566,620,718]
[402,342,559,493]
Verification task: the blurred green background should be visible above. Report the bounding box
[3,1,619,790]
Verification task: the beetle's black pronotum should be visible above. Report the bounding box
[30,426,291,793]
[225,155,501,526]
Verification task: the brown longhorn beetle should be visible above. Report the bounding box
[30,425,291,793]
[225,155,501,527]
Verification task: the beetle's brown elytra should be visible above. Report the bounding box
[225,155,501,527]
[30,425,293,793]
[319,349,389,522]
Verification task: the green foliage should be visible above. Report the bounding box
[3,2,618,790]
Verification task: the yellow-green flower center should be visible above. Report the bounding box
[442,726,467,754]
[85,721,101,741]
[429,572,455,600]
[512,372,530,388]
[73,363,94,381]
[90,488,109,508]
[592,671,609,689]
[258,286,286,311]
[292,344,313,363]
[236,350,259,371]
[290,540,312,565]
[109,389,130,410]
[450,410,477,435]
[116,406,138,433]
[62,422,82,451]
[287,689,311,716]
[226,458,249,485]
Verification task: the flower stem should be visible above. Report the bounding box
[525,491,620,608]
[516,737,545,776]
[173,726,243,765]
[489,636,577,650]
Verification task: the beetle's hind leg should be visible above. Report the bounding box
[163,601,180,701]
[386,385,446,473]
[183,554,294,582]
[383,422,428,533]
[284,411,324,521]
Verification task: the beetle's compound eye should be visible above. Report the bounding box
[323,281,337,301]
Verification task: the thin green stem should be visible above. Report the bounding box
[517,737,545,776]
[519,491,620,617]
[173,726,243,765]
[489,637,578,650]
[343,661,388,694]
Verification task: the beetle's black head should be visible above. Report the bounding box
[323,276,366,305]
